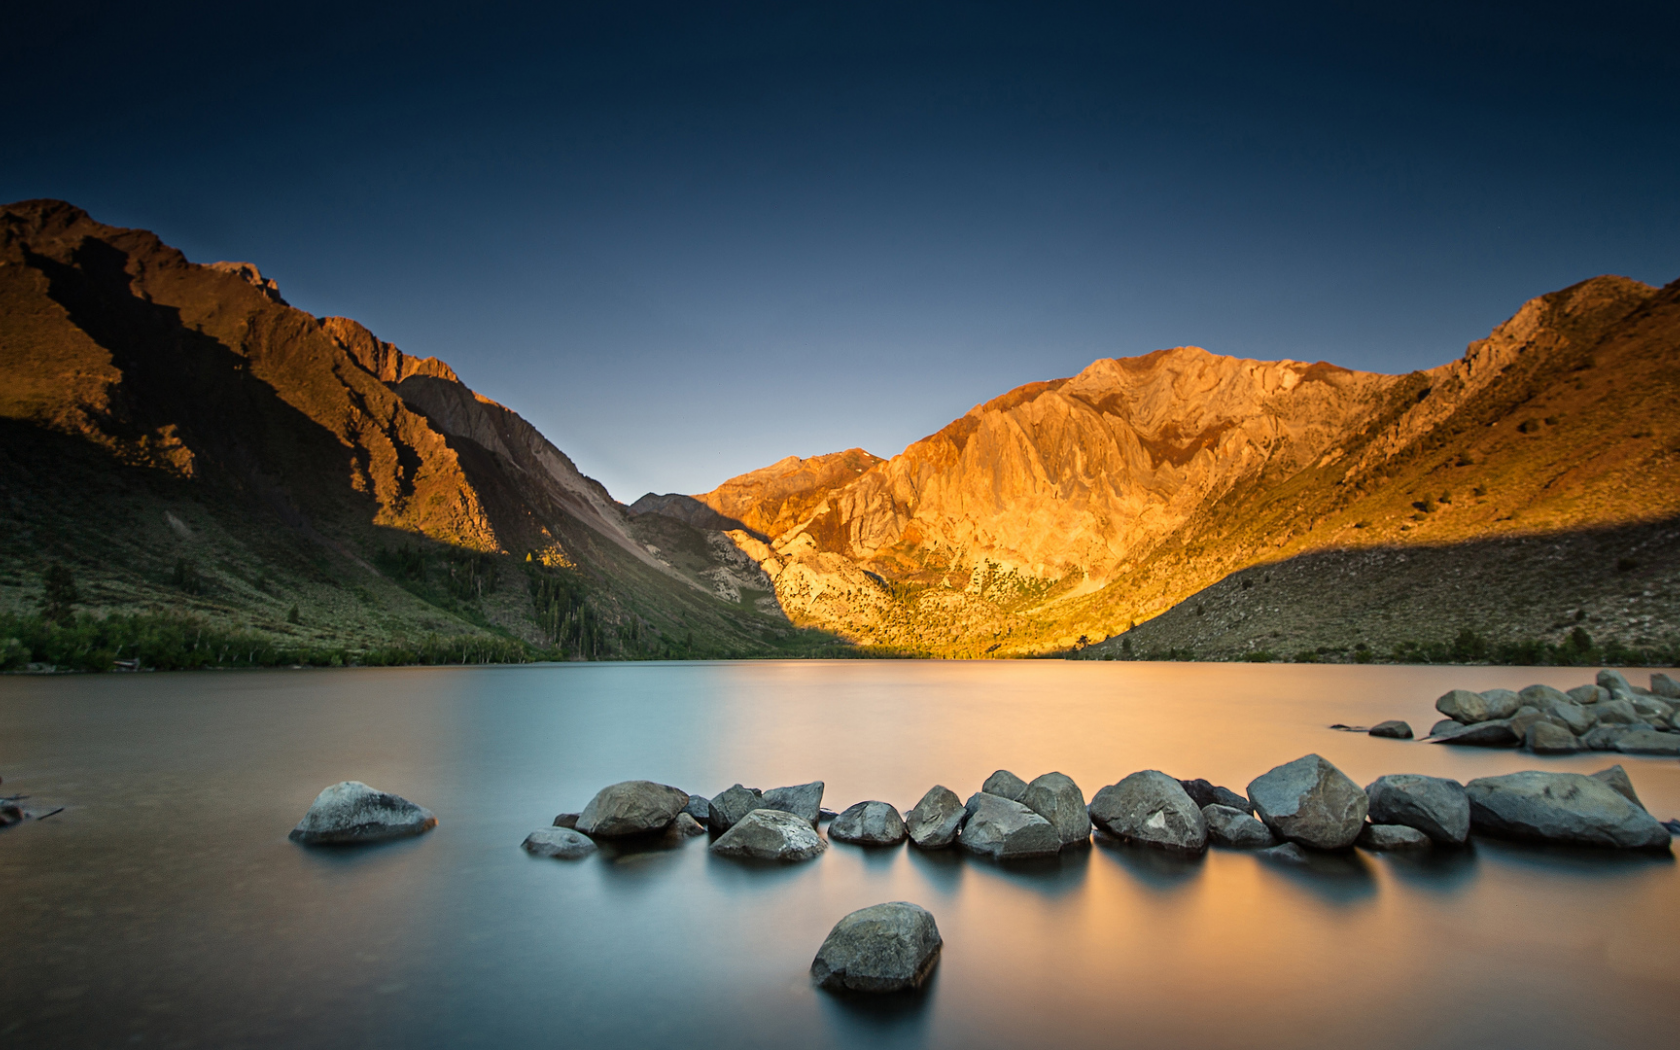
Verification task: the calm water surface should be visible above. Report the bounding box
[3,661,1678,1049]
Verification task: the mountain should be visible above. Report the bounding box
[643,274,1680,659]
[0,199,826,660]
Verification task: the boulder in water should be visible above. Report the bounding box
[552,812,580,829]
[811,902,942,993]
[1202,804,1277,848]
[1652,673,1680,700]
[681,795,710,823]
[1613,728,1680,756]
[709,808,828,861]
[1598,668,1636,699]
[1567,684,1605,705]
[289,781,438,845]
[763,781,825,825]
[1088,771,1208,854]
[904,785,966,849]
[1479,689,1522,719]
[1364,774,1469,844]
[1368,720,1414,739]
[958,792,1060,860]
[1258,841,1312,865]
[1436,689,1491,723]
[1430,719,1520,748]
[1019,772,1092,848]
[1528,722,1583,754]
[1592,698,1641,725]
[522,827,597,859]
[1357,824,1431,851]
[981,769,1029,801]
[830,801,908,846]
[575,780,690,838]
[707,784,765,833]
[1465,770,1671,851]
[1178,778,1254,814]
[1247,754,1368,851]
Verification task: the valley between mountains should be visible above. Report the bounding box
[2,199,1676,666]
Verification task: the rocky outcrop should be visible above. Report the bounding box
[958,793,1061,860]
[1247,755,1368,851]
[1364,775,1469,845]
[1019,772,1092,849]
[762,782,825,825]
[1465,771,1671,851]
[829,802,908,846]
[709,809,828,861]
[811,902,942,994]
[1088,771,1208,854]
[289,782,437,845]
[522,827,597,859]
[1202,804,1277,848]
[904,786,966,849]
[575,781,689,838]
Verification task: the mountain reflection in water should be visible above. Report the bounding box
[2,661,1677,1049]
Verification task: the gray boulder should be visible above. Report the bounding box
[1544,701,1596,736]
[981,769,1029,801]
[1519,684,1572,708]
[707,784,765,832]
[1430,719,1520,747]
[1592,698,1641,725]
[575,780,689,838]
[1436,688,1491,723]
[1528,722,1582,754]
[1019,772,1092,848]
[1465,771,1671,851]
[1480,689,1522,720]
[1652,673,1680,700]
[1178,778,1254,814]
[904,785,966,849]
[811,902,942,993]
[1631,694,1676,722]
[1598,668,1636,699]
[1364,774,1470,844]
[681,795,710,823]
[1358,823,1431,850]
[289,781,438,845]
[1613,728,1680,756]
[522,827,597,859]
[1088,771,1208,854]
[958,792,1061,860]
[1247,754,1368,851]
[1427,718,1462,738]
[1567,684,1605,705]
[1368,720,1414,739]
[709,808,828,861]
[1508,707,1554,741]
[1582,724,1632,750]
[667,812,707,837]
[830,802,908,846]
[763,781,825,825]
[1202,804,1277,848]
[552,812,580,829]
[1589,765,1643,809]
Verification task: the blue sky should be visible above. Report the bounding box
[7,2,1678,500]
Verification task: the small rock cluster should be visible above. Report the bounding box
[1422,670,1680,756]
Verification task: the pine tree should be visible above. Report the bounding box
[40,563,79,626]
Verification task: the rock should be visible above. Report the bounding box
[958,792,1061,860]
[1598,668,1636,699]
[904,785,966,849]
[1631,695,1676,722]
[1088,771,1208,854]
[681,795,710,823]
[0,801,24,827]
[522,827,597,859]
[552,812,580,829]
[1519,684,1572,708]
[1258,842,1312,865]
[1664,819,1680,836]
[830,801,908,846]
[1589,765,1643,809]
[1202,804,1277,848]
[709,808,828,861]
[819,808,840,822]
[1508,706,1554,741]
[1019,772,1092,848]
[1652,673,1680,700]
[1178,778,1254,814]
[810,902,942,993]
[575,780,689,838]
[762,781,825,825]
[1364,774,1470,844]
[1543,701,1596,736]
[1247,754,1368,851]
[707,784,765,833]
[1581,724,1630,750]
[1427,718,1461,738]
[1613,728,1680,756]
[1430,719,1520,747]
[289,781,438,845]
[1479,689,1522,720]
[1436,688,1491,723]
[668,812,707,837]
[1592,698,1641,725]
[1566,684,1604,705]
[1527,721,1582,754]
[981,769,1029,801]
[1358,823,1432,850]
[1368,720,1414,739]
[1465,771,1671,851]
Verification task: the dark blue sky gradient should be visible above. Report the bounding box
[7,2,1678,499]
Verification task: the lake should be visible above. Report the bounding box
[3,660,1678,1049]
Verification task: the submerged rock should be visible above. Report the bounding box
[1248,754,1367,851]
[707,784,765,833]
[830,802,908,846]
[575,780,689,838]
[1430,719,1520,748]
[811,902,942,993]
[1358,823,1431,850]
[1178,778,1254,814]
[1613,729,1680,756]
[959,792,1060,860]
[1368,720,1414,739]
[763,781,826,825]
[1364,774,1469,844]
[709,808,828,861]
[904,785,966,849]
[1088,771,1208,854]
[522,827,597,859]
[1202,804,1277,848]
[981,770,1029,801]
[289,781,437,845]
[1257,842,1311,865]
[1465,771,1671,851]
[1019,772,1092,849]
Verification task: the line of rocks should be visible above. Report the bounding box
[1418,670,1680,757]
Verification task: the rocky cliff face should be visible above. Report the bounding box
[653,274,1680,657]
